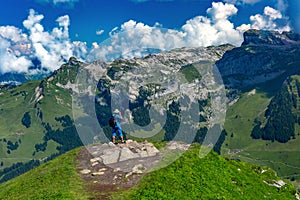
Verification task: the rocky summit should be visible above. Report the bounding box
[78,140,190,176]
[76,140,190,193]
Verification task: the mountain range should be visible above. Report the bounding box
[1,29,300,198]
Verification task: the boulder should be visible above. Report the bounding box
[100,149,120,165]
[119,147,140,162]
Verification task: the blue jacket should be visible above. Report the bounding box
[112,113,122,129]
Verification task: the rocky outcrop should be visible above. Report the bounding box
[242,29,300,46]
[216,30,300,87]
[79,140,190,177]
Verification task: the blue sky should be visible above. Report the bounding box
[0,0,298,74]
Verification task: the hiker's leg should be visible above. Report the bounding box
[112,130,117,143]
[118,129,125,143]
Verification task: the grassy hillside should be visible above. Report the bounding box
[222,75,300,189]
[0,144,296,199]
[0,147,89,200]
[0,58,83,183]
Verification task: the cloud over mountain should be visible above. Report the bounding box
[0,2,291,74]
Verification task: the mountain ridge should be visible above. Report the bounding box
[1,29,300,195]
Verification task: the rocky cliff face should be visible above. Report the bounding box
[242,29,300,46]
[216,30,300,87]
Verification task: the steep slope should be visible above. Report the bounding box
[217,30,300,88]
[0,57,85,183]
[222,75,300,189]
[218,30,300,189]
[0,45,232,183]
[1,29,300,191]
[0,143,296,200]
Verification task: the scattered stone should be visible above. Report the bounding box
[99,168,107,172]
[90,157,102,163]
[261,169,267,174]
[132,164,145,174]
[263,180,286,188]
[125,172,133,178]
[113,175,118,180]
[108,142,116,147]
[80,169,91,175]
[92,171,105,176]
[295,193,300,200]
[91,162,99,167]
[113,167,121,172]
[274,180,286,188]
[145,145,159,156]
[126,139,133,143]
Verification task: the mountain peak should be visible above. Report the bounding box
[242,29,300,46]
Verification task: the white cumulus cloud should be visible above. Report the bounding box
[238,6,291,32]
[87,2,243,61]
[0,2,293,75]
[0,9,86,74]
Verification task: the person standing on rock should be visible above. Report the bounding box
[110,109,125,144]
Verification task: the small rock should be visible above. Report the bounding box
[125,172,133,178]
[295,193,300,200]
[132,164,145,174]
[98,168,107,172]
[275,180,286,187]
[126,139,133,143]
[113,167,121,172]
[139,150,148,158]
[90,157,102,163]
[108,142,115,147]
[261,169,267,174]
[92,171,105,176]
[91,162,99,167]
[80,169,91,175]
[146,146,159,156]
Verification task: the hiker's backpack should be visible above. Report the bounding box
[109,115,116,127]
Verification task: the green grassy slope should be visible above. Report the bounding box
[0,81,59,168]
[0,144,296,199]
[0,147,89,200]
[222,75,300,189]
[0,58,83,182]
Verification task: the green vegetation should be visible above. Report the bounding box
[0,58,82,182]
[0,144,296,199]
[222,75,300,189]
[0,148,89,200]
[179,64,202,83]
[21,112,31,128]
[251,83,295,143]
[116,144,295,199]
